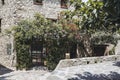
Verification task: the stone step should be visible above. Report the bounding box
[30,66,48,71]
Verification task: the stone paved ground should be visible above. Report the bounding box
[0,70,50,80]
[1,61,120,80]
[46,61,120,80]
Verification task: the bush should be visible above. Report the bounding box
[16,44,31,70]
[9,13,77,70]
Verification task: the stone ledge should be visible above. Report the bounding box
[55,55,120,70]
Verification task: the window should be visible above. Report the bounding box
[1,0,5,5]
[33,0,43,5]
[0,19,2,33]
[61,0,68,9]
[7,43,12,55]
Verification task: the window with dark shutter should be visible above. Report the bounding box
[33,0,43,5]
[1,0,5,5]
[61,0,68,9]
[0,19,1,33]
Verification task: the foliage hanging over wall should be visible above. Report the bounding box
[8,13,79,70]
[7,0,120,70]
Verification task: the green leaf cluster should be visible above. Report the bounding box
[9,13,79,70]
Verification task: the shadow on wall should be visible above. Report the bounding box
[68,72,120,80]
[0,64,13,75]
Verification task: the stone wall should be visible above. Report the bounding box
[1,0,120,70]
[0,0,73,70]
[55,55,120,70]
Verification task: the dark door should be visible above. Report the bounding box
[70,42,77,58]
[31,39,44,66]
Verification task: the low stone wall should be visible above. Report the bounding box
[55,55,120,70]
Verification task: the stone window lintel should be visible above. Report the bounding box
[61,0,68,9]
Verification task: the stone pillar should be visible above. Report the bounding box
[115,40,120,55]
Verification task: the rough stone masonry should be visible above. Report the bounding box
[0,0,73,70]
[0,0,120,70]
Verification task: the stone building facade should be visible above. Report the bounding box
[0,0,73,70]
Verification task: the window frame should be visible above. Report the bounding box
[61,0,68,9]
[0,19,1,33]
[33,0,43,5]
[1,0,5,5]
[7,43,12,55]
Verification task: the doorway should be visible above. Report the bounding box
[30,38,45,67]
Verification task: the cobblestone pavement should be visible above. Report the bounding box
[1,61,120,80]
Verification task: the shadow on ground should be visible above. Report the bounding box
[113,61,120,67]
[0,75,14,80]
[0,64,13,75]
[68,72,120,80]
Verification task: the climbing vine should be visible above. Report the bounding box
[7,13,79,70]
[8,0,119,70]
